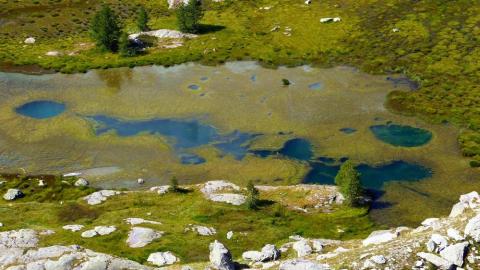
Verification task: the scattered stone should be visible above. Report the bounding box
[126,227,163,248]
[0,229,38,248]
[150,185,170,195]
[439,241,468,266]
[84,190,121,205]
[129,29,197,41]
[0,222,3,227]
[45,51,60,57]
[3,189,24,201]
[392,28,400,32]
[24,37,35,44]
[209,240,235,270]
[417,252,453,269]
[62,225,84,232]
[320,17,341,23]
[371,255,387,264]
[450,202,467,218]
[95,226,116,236]
[38,180,46,187]
[147,251,178,266]
[125,218,161,226]
[137,178,145,185]
[292,240,312,257]
[201,180,240,195]
[305,0,312,4]
[81,229,98,238]
[429,234,448,252]
[362,230,398,246]
[187,225,217,236]
[279,259,330,270]
[227,231,233,240]
[465,214,480,242]
[74,178,89,187]
[459,191,480,208]
[422,218,441,228]
[447,228,465,241]
[167,0,189,9]
[242,244,280,262]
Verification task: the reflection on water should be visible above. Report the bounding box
[0,61,476,226]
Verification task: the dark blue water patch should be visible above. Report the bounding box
[250,75,257,82]
[386,76,419,90]
[316,156,336,164]
[188,84,200,90]
[250,138,313,161]
[370,124,432,147]
[87,115,256,160]
[304,160,432,190]
[340,128,357,134]
[179,153,206,165]
[200,77,208,81]
[308,82,323,90]
[16,100,66,119]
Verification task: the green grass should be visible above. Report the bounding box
[0,175,376,264]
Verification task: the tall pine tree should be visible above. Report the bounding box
[90,5,121,52]
[137,6,149,31]
[176,0,204,34]
[335,160,363,206]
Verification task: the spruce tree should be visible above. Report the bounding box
[176,0,204,33]
[246,180,260,210]
[335,160,363,206]
[137,6,149,31]
[170,176,179,192]
[118,32,137,57]
[90,5,121,52]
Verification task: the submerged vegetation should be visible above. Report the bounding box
[0,0,478,163]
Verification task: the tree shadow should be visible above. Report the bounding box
[197,24,226,34]
[173,187,193,194]
[257,199,275,207]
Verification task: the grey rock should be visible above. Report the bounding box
[279,259,330,270]
[126,227,163,248]
[417,252,453,269]
[74,178,89,187]
[439,242,468,266]
[447,228,465,241]
[209,240,234,270]
[24,37,36,44]
[362,230,398,246]
[147,251,178,266]
[450,202,467,218]
[0,229,38,248]
[465,214,480,242]
[124,218,161,226]
[3,189,24,201]
[62,225,84,232]
[149,186,170,195]
[292,240,312,257]
[207,193,246,205]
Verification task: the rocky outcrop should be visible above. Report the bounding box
[186,225,217,236]
[129,29,197,40]
[242,244,280,262]
[362,229,398,246]
[150,185,170,195]
[209,240,235,270]
[124,218,161,226]
[74,178,89,187]
[80,226,116,238]
[279,259,330,270]
[0,229,38,248]
[200,180,246,205]
[62,224,84,232]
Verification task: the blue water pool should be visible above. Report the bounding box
[304,159,432,190]
[308,82,323,90]
[370,124,432,147]
[250,138,313,161]
[16,100,66,119]
[188,84,200,90]
[340,128,357,134]
[87,115,256,160]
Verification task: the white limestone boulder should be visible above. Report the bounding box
[209,240,235,270]
[126,227,163,248]
[147,251,178,266]
[362,230,398,246]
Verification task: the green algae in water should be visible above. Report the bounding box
[370,124,432,147]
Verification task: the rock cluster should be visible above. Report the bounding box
[83,190,121,205]
[200,180,246,206]
[3,189,24,201]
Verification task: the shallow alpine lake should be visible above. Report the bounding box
[0,61,478,226]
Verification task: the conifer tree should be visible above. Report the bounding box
[176,0,204,33]
[335,160,363,206]
[90,5,121,52]
[137,6,149,31]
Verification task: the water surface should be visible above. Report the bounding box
[16,100,65,119]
